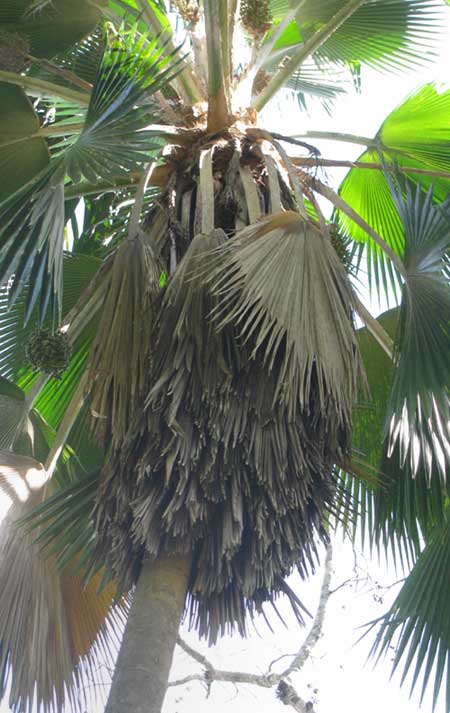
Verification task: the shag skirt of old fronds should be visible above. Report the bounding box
[93,217,363,642]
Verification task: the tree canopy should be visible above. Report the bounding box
[0,1,449,712]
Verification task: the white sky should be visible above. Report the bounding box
[1,7,450,713]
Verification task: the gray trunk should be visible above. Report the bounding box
[104,554,191,713]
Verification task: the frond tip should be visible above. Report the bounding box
[208,210,365,424]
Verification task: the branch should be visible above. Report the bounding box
[0,70,90,105]
[176,635,214,671]
[256,0,309,70]
[277,680,316,713]
[174,544,334,713]
[252,0,366,111]
[292,156,450,180]
[351,293,394,360]
[281,543,333,678]
[168,673,206,688]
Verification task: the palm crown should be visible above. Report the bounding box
[0,1,449,712]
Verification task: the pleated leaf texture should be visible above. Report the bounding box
[208,211,364,424]
[86,229,163,449]
[92,214,366,642]
[0,452,127,713]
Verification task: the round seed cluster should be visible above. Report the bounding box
[240,0,272,36]
[26,329,71,379]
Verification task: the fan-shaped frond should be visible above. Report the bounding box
[371,515,450,713]
[0,490,126,713]
[208,210,365,422]
[0,396,126,713]
[337,83,450,298]
[0,25,180,311]
[266,0,442,74]
[385,182,450,483]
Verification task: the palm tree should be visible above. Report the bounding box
[0,1,449,712]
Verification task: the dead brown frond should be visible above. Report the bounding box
[208,210,365,424]
[91,212,365,643]
[86,226,163,449]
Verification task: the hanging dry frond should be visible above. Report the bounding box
[86,226,163,449]
[208,210,365,424]
[91,228,232,587]
[91,213,364,642]
[0,472,127,713]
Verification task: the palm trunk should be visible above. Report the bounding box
[104,554,191,713]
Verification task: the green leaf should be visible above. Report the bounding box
[0,25,178,310]
[266,0,442,74]
[64,25,178,183]
[337,83,450,299]
[0,0,103,59]
[0,252,101,391]
[335,308,449,562]
[371,514,450,712]
[0,83,49,202]
[22,468,99,571]
[384,181,450,483]
[0,376,25,449]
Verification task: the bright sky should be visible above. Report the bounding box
[1,7,450,713]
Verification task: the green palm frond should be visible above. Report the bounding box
[0,83,50,202]
[0,24,180,313]
[371,513,450,712]
[266,0,442,74]
[21,468,99,573]
[0,0,102,59]
[337,83,450,298]
[385,180,450,483]
[336,303,450,564]
[64,25,180,183]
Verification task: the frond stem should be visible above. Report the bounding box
[311,177,407,280]
[204,0,231,130]
[291,130,375,147]
[351,294,394,359]
[252,0,366,112]
[27,55,93,92]
[292,157,450,180]
[255,0,308,69]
